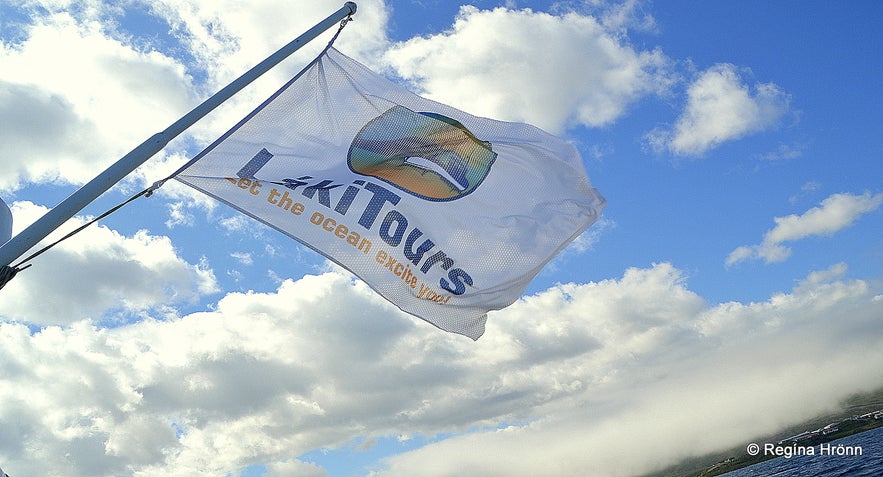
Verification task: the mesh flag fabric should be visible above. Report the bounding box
[175,47,606,339]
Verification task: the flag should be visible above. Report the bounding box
[175,47,605,339]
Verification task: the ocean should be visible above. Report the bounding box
[719,425,883,476]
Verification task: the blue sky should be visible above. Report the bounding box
[1,1,881,476]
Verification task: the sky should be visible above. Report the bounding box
[0,0,881,476]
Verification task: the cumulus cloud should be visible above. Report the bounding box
[0,201,218,325]
[726,191,883,265]
[0,81,106,191]
[1,263,881,476]
[385,6,674,134]
[0,11,195,192]
[645,63,791,156]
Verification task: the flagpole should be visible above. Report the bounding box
[0,2,357,270]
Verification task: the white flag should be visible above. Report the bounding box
[176,47,605,339]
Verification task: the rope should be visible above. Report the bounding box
[0,179,168,291]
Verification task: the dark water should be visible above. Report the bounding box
[720,425,883,476]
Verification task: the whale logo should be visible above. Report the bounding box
[348,106,497,201]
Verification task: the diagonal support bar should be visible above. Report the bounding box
[0,2,357,269]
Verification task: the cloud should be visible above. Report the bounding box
[727,191,883,265]
[384,6,674,134]
[789,181,823,204]
[0,81,106,191]
[765,192,883,243]
[0,201,218,325]
[645,63,791,156]
[146,0,389,82]
[230,252,253,266]
[265,459,326,477]
[565,216,615,254]
[374,264,883,477]
[0,10,195,192]
[2,263,881,476]
[759,143,804,162]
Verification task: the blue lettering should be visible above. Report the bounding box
[334,180,365,215]
[379,210,408,247]
[302,180,342,208]
[231,154,478,295]
[280,176,313,191]
[420,250,454,274]
[440,268,472,295]
[237,148,273,179]
[358,182,401,229]
[403,228,435,265]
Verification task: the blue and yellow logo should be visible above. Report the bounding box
[348,106,497,201]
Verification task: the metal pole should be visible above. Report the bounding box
[0,2,357,268]
[0,198,11,245]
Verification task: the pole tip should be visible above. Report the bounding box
[345,2,357,15]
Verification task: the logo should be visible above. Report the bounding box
[348,105,497,201]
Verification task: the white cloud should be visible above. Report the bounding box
[759,142,803,161]
[765,192,883,243]
[592,0,659,34]
[230,251,253,265]
[1,263,881,476]
[0,11,196,192]
[0,81,105,191]
[646,63,790,156]
[164,200,196,228]
[218,214,254,233]
[385,6,674,134]
[265,459,326,477]
[374,264,883,477]
[0,201,218,325]
[789,180,823,204]
[727,191,883,265]
[565,216,615,254]
[147,0,388,83]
